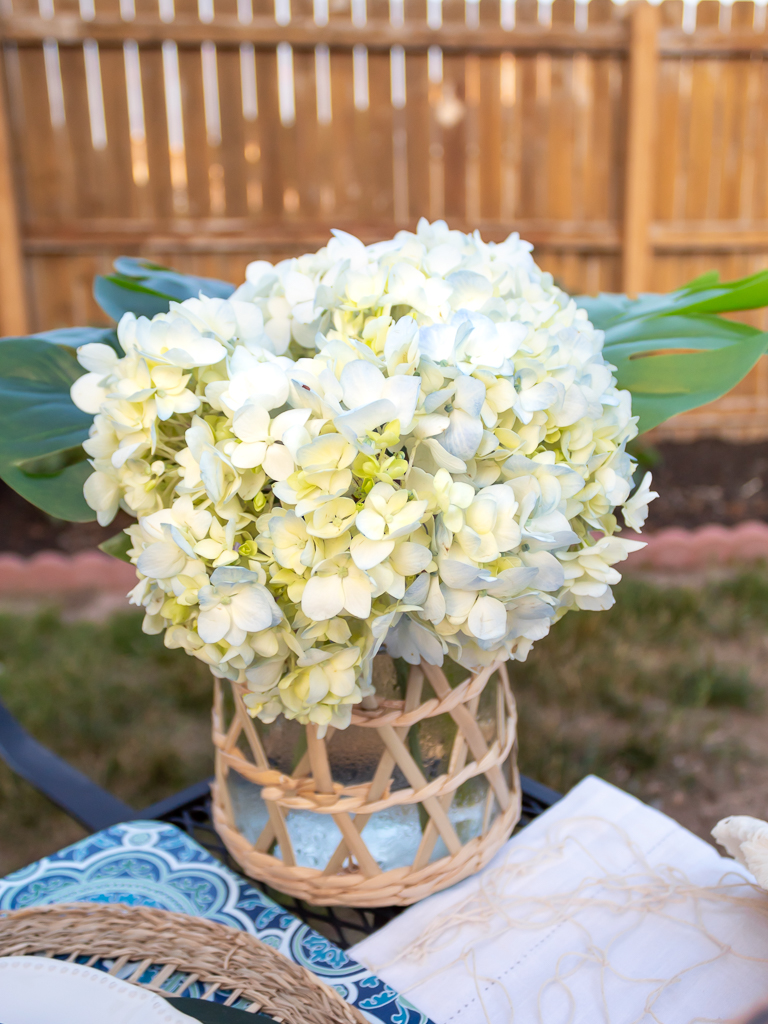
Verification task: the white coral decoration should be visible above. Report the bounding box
[72,220,656,733]
[712,816,768,891]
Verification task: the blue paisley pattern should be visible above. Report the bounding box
[0,820,431,1024]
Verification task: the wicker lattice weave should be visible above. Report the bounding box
[0,903,367,1023]
[211,659,522,907]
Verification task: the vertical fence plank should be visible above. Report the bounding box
[440,0,466,225]
[0,48,28,335]
[623,1,658,297]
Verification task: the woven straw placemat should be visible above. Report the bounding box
[0,903,367,1023]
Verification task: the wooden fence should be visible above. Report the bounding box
[2,0,768,439]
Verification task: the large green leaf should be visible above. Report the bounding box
[578,269,768,329]
[0,338,96,521]
[577,272,768,433]
[94,256,235,322]
[601,312,756,349]
[615,331,767,433]
[99,531,132,562]
[29,325,122,353]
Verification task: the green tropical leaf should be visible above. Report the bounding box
[93,276,181,322]
[29,326,121,353]
[577,272,768,433]
[601,312,756,350]
[615,332,767,433]
[99,530,132,562]
[0,338,96,521]
[576,293,634,330]
[579,269,768,328]
[0,337,87,387]
[94,256,235,322]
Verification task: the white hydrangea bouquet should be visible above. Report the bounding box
[69,222,656,733]
[1,220,766,903]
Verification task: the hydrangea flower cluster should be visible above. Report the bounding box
[71,220,657,732]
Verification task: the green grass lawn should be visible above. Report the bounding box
[512,573,768,837]
[0,572,766,875]
[0,612,215,873]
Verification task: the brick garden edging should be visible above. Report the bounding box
[1,521,768,597]
[623,521,768,571]
[0,550,136,594]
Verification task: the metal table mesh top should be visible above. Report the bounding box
[159,780,558,950]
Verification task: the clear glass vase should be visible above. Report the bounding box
[226,655,515,872]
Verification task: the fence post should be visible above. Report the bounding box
[0,47,29,337]
[623,1,659,298]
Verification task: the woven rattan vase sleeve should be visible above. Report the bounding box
[212,658,522,906]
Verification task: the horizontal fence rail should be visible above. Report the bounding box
[2,0,768,438]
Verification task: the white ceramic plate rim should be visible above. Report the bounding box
[0,955,193,1024]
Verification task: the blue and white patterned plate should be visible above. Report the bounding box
[0,820,431,1024]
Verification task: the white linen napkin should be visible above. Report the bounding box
[350,776,768,1024]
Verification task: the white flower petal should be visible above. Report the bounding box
[342,573,372,618]
[245,260,278,288]
[443,587,477,619]
[465,498,497,535]
[270,407,311,440]
[245,657,286,691]
[302,574,345,620]
[743,838,768,890]
[446,271,493,309]
[422,575,446,623]
[83,471,119,515]
[520,380,559,413]
[402,571,430,605]
[350,534,395,570]
[423,438,467,474]
[381,375,421,432]
[441,409,484,461]
[439,559,495,590]
[417,323,456,363]
[356,508,386,541]
[233,403,270,442]
[389,541,432,576]
[335,400,397,442]
[385,616,444,665]
[340,360,386,409]
[264,317,291,355]
[137,541,187,579]
[468,594,507,640]
[454,374,486,417]
[77,342,119,374]
[231,299,265,340]
[197,604,231,643]
[231,586,279,633]
[231,440,268,470]
[262,442,294,481]
[70,372,109,414]
[485,566,538,599]
[521,550,565,591]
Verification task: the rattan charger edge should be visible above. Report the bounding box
[0,902,367,1024]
